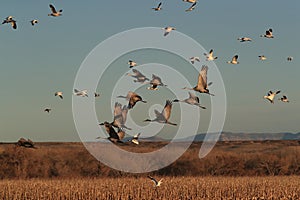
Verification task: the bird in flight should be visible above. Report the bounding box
[152,2,162,11]
[144,100,177,126]
[129,133,141,145]
[260,28,274,38]
[264,90,280,104]
[44,108,52,113]
[183,65,214,96]
[173,92,206,109]
[147,175,163,187]
[204,49,218,61]
[227,55,239,64]
[126,69,150,84]
[237,37,252,42]
[117,91,147,109]
[48,4,63,17]
[182,0,197,3]
[2,16,17,29]
[189,57,200,64]
[163,26,176,36]
[147,74,167,90]
[258,55,267,61]
[128,60,137,68]
[30,19,38,26]
[94,92,100,98]
[279,95,289,103]
[98,121,125,143]
[55,91,63,99]
[185,2,197,12]
[287,56,293,62]
[74,89,88,97]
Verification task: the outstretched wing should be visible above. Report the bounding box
[162,100,172,121]
[197,65,208,90]
[49,4,57,13]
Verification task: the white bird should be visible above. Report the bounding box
[185,2,197,11]
[74,89,88,97]
[129,133,141,145]
[117,91,147,109]
[98,121,125,143]
[48,4,63,17]
[287,56,293,62]
[264,90,280,104]
[183,65,214,96]
[144,100,177,126]
[204,49,218,61]
[2,16,17,29]
[128,60,137,68]
[163,26,176,37]
[279,95,289,103]
[147,175,163,187]
[126,69,150,83]
[259,55,267,61]
[152,2,162,11]
[30,19,38,26]
[147,74,167,90]
[189,56,200,64]
[182,0,197,3]
[55,91,63,99]
[173,92,206,109]
[227,55,239,64]
[237,37,252,42]
[260,28,274,38]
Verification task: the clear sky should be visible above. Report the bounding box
[0,1,299,142]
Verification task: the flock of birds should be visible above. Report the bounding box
[6,1,295,187]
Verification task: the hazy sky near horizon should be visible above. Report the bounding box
[0,1,299,142]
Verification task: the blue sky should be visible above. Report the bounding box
[0,1,299,142]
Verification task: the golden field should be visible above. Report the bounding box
[0,176,299,199]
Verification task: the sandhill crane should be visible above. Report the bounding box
[279,95,289,103]
[204,49,218,61]
[117,91,147,109]
[260,28,274,38]
[129,133,141,145]
[173,92,206,109]
[144,100,177,126]
[55,91,63,99]
[30,20,38,26]
[147,74,167,90]
[163,26,176,36]
[227,55,239,64]
[259,55,267,61]
[74,89,88,97]
[185,2,197,11]
[48,4,63,17]
[2,16,17,29]
[237,37,252,42]
[152,2,162,11]
[183,0,197,3]
[17,138,36,148]
[44,108,52,113]
[94,92,100,98]
[98,121,125,143]
[147,175,163,187]
[264,90,280,104]
[190,57,200,64]
[182,65,214,96]
[128,60,137,68]
[126,69,150,83]
[287,56,293,62]
[100,102,131,130]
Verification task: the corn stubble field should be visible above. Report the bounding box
[1,176,299,199]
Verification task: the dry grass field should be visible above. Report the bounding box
[0,176,299,199]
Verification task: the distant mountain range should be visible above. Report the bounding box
[141,132,300,142]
